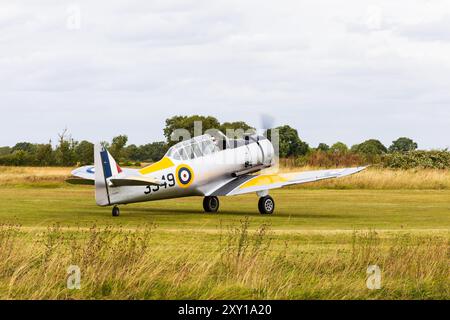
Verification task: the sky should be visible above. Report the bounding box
[1,0,449,149]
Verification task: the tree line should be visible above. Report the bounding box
[0,128,167,167]
[0,115,448,169]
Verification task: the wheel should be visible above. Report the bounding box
[203,196,220,213]
[112,206,120,217]
[258,195,275,214]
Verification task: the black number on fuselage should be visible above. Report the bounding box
[160,175,168,189]
[144,173,176,195]
[167,173,175,187]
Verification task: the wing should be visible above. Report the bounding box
[208,167,367,196]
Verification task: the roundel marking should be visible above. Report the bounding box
[176,165,194,188]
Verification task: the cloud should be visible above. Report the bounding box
[396,15,450,42]
[0,0,449,149]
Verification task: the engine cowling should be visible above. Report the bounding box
[232,135,275,177]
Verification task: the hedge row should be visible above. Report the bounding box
[381,151,450,169]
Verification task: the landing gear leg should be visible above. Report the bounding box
[112,206,120,217]
[203,196,220,213]
[258,195,275,214]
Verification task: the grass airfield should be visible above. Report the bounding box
[1,186,449,232]
[0,167,448,299]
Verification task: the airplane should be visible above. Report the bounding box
[67,130,366,216]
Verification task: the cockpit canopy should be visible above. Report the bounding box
[165,131,268,161]
[166,134,219,161]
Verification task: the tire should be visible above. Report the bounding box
[258,195,275,214]
[203,196,220,213]
[112,206,120,217]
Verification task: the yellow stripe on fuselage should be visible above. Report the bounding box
[139,157,175,175]
[239,174,288,189]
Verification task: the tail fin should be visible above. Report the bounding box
[94,144,122,206]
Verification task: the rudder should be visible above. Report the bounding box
[94,144,122,206]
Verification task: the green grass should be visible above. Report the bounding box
[1,185,449,231]
[0,183,448,300]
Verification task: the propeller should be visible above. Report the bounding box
[260,113,275,132]
[245,114,276,139]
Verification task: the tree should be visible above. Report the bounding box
[74,140,94,165]
[388,137,418,153]
[124,144,140,161]
[55,128,76,166]
[330,142,348,154]
[10,150,33,166]
[109,135,128,160]
[35,143,55,166]
[317,143,330,152]
[164,115,221,146]
[220,121,254,138]
[138,142,168,162]
[271,125,309,157]
[12,142,35,154]
[351,139,387,156]
[0,147,11,156]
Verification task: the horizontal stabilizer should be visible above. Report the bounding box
[109,176,160,187]
[71,165,96,181]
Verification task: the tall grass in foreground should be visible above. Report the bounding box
[0,221,448,299]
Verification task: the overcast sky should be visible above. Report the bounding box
[1,0,449,149]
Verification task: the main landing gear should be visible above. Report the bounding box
[112,195,275,216]
[258,195,275,215]
[202,195,275,214]
[203,196,220,213]
[112,206,120,217]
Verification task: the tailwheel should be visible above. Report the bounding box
[203,196,220,213]
[258,195,275,214]
[112,206,120,217]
